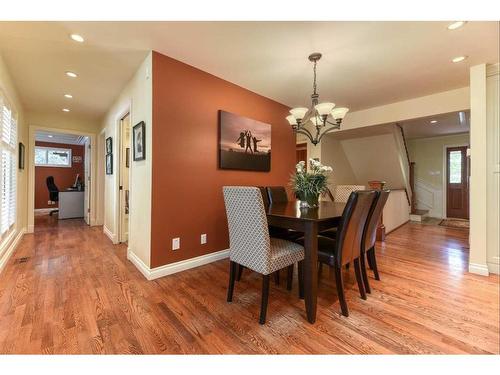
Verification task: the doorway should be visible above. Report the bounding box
[30,128,94,230]
[446,145,469,219]
[118,113,131,243]
[296,142,307,164]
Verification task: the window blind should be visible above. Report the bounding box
[0,90,17,235]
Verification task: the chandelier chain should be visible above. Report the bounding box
[313,60,318,95]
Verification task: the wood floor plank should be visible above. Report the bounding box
[0,215,498,354]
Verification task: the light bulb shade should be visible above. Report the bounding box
[310,116,323,126]
[314,102,335,116]
[290,107,309,120]
[286,115,297,125]
[330,107,349,120]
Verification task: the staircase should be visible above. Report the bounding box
[397,124,429,222]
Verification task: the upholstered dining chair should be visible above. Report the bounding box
[334,185,366,203]
[360,189,390,293]
[223,186,305,324]
[306,190,376,317]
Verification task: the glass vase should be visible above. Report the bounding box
[298,192,320,208]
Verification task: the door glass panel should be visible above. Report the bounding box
[449,151,462,183]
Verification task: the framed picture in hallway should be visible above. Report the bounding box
[106,137,112,154]
[218,110,271,172]
[133,121,146,161]
[106,153,113,175]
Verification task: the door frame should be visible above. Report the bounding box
[27,125,97,233]
[442,142,470,219]
[118,112,131,243]
[114,106,131,244]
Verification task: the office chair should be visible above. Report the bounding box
[46,176,59,216]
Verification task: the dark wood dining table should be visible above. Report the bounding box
[266,200,346,323]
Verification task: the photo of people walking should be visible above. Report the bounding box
[219,110,271,171]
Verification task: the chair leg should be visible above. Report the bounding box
[237,264,244,281]
[227,261,237,302]
[298,261,304,299]
[360,252,371,294]
[369,247,381,281]
[274,271,280,286]
[286,264,294,291]
[353,258,367,300]
[259,274,270,324]
[334,265,349,317]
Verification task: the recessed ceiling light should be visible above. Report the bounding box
[430,120,438,124]
[70,34,84,43]
[452,56,468,63]
[64,94,73,98]
[62,108,70,112]
[47,135,53,138]
[65,71,78,78]
[447,21,467,30]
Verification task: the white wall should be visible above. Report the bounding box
[486,64,499,274]
[320,136,357,189]
[100,52,152,268]
[339,132,407,189]
[384,190,411,234]
[0,53,28,272]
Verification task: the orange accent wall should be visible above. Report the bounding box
[151,51,295,268]
[35,141,84,209]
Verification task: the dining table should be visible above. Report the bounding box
[266,200,346,323]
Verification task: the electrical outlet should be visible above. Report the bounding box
[48,200,51,205]
[172,237,180,250]
[201,234,207,244]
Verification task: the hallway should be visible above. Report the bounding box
[0,217,498,354]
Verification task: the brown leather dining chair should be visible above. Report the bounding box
[360,189,390,293]
[310,190,377,317]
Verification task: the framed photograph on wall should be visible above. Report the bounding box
[106,153,113,175]
[18,142,25,170]
[133,121,146,161]
[106,137,113,154]
[218,110,271,172]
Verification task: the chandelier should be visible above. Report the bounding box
[286,53,349,146]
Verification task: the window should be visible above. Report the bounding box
[449,150,462,184]
[34,146,72,167]
[0,90,17,235]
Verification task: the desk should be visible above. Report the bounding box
[59,190,84,219]
[267,201,345,323]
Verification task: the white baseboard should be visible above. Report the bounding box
[468,262,490,276]
[0,228,27,274]
[127,248,229,280]
[27,224,34,233]
[103,225,118,244]
[488,257,500,275]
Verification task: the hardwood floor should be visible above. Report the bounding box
[0,216,498,354]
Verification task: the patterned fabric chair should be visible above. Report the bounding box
[223,186,305,324]
[334,185,366,203]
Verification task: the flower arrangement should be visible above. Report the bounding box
[290,159,333,208]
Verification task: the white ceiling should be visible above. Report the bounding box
[35,131,87,145]
[399,110,470,139]
[0,21,498,125]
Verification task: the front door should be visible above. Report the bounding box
[446,146,469,219]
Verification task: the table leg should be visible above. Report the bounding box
[303,221,318,323]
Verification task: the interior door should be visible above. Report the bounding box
[296,143,307,164]
[84,137,91,225]
[446,146,469,219]
[119,113,131,243]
